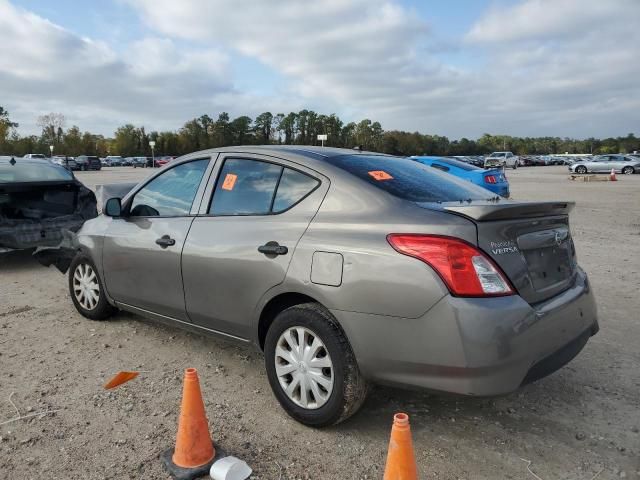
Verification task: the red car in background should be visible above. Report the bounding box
[155,156,175,167]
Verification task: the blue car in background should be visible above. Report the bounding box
[411,156,510,197]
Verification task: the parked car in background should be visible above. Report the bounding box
[0,156,97,252]
[569,155,640,174]
[485,151,519,169]
[155,156,175,167]
[104,156,124,167]
[520,155,537,166]
[74,155,102,171]
[411,156,510,197]
[52,156,78,171]
[452,156,484,168]
[23,153,47,159]
[66,145,598,427]
[122,157,135,166]
[132,156,153,168]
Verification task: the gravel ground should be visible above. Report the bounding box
[0,166,639,479]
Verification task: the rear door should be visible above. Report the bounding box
[182,153,328,338]
[102,158,211,319]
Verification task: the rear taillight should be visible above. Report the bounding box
[387,234,514,297]
[484,174,497,184]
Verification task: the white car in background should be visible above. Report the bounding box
[484,151,519,169]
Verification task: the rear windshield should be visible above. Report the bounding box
[0,160,73,183]
[325,155,495,203]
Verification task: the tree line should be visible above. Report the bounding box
[0,106,638,158]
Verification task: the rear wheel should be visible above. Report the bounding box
[622,166,634,175]
[264,303,367,427]
[575,165,587,174]
[69,254,115,320]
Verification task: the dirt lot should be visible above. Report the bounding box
[1,166,639,479]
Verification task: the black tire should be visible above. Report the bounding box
[622,166,634,175]
[68,253,116,320]
[264,303,368,427]
[576,165,587,174]
[512,162,518,170]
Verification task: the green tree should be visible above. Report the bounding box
[0,107,18,153]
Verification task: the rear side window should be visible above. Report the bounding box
[209,158,319,215]
[325,155,493,203]
[273,168,319,212]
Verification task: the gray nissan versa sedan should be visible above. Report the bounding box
[68,146,598,426]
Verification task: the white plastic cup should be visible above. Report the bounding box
[209,456,252,480]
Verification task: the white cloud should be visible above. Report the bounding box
[127,0,640,138]
[0,0,301,135]
[466,0,636,44]
[1,0,638,139]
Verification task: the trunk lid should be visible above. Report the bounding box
[429,201,578,304]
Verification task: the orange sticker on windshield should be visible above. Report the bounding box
[368,170,393,181]
[222,173,237,191]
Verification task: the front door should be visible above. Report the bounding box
[182,154,328,338]
[102,158,210,320]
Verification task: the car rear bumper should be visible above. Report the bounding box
[485,184,509,198]
[333,267,597,395]
[0,216,86,250]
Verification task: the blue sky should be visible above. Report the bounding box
[2,0,638,138]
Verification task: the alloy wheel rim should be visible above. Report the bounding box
[73,263,100,310]
[274,326,334,409]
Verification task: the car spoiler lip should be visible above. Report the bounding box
[442,201,575,221]
[415,201,575,221]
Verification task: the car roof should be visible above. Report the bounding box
[176,145,394,174]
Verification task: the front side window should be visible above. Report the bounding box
[209,158,319,215]
[129,159,208,217]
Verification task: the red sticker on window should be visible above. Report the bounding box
[222,173,237,191]
[368,170,393,181]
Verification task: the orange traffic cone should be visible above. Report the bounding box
[162,368,216,480]
[383,413,418,480]
[610,168,617,181]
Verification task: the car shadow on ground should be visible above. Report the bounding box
[0,248,40,272]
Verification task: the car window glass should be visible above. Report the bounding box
[209,159,282,215]
[129,159,208,217]
[0,160,73,182]
[272,168,319,212]
[325,155,494,203]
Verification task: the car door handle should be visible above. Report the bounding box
[258,241,288,256]
[155,235,176,248]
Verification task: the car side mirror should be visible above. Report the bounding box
[104,197,122,217]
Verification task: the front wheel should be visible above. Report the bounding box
[512,162,518,170]
[575,165,587,174]
[69,254,116,320]
[622,166,634,175]
[264,303,367,427]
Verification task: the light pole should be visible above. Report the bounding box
[149,140,156,168]
[49,145,54,158]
